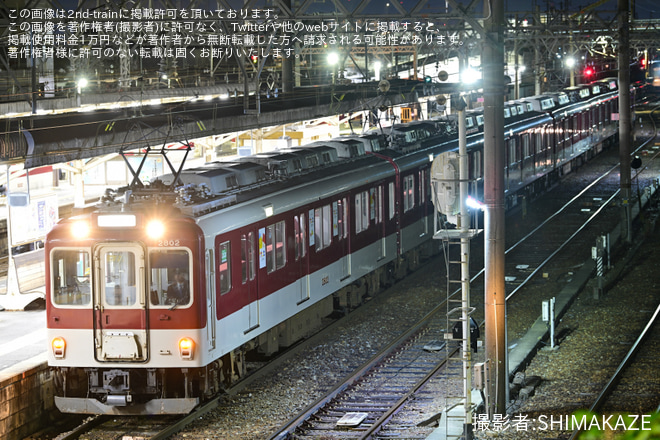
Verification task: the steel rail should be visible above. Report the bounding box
[567,302,660,440]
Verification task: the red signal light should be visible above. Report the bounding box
[583,66,594,77]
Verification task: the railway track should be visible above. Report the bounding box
[268,300,456,439]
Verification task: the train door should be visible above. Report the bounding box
[373,187,386,259]
[294,213,310,303]
[93,243,148,362]
[240,231,258,332]
[337,198,351,277]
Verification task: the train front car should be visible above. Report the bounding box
[45,204,209,415]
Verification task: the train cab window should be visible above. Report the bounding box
[51,249,91,306]
[103,250,138,306]
[149,249,192,306]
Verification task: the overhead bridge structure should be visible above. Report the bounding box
[0,79,446,168]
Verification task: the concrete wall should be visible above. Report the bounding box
[0,361,58,440]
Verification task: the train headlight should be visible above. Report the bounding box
[52,337,66,359]
[71,221,89,239]
[178,337,194,360]
[146,220,165,239]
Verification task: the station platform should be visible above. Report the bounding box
[0,309,46,383]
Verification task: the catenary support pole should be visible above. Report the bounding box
[483,0,507,417]
[618,0,632,244]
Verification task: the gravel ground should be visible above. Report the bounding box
[477,215,660,440]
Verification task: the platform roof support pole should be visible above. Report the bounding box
[482,0,507,417]
[618,0,632,244]
[72,159,85,209]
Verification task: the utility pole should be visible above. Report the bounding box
[483,0,507,417]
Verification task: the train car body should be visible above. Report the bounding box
[46,79,623,415]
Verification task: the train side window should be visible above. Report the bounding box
[523,134,531,159]
[418,171,426,206]
[241,234,249,283]
[294,214,307,260]
[299,214,307,258]
[322,205,331,248]
[275,221,286,269]
[218,241,231,294]
[266,225,275,272]
[403,175,415,212]
[335,199,348,239]
[314,206,332,251]
[375,186,384,224]
[266,221,286,272]
[149,249,191,306]
[388,183,395,219]
[51,249,91,306]
[294,216,301,260]
[314,208,323,250]
[339,197,349,238]
[507,137,518,165]
[332,202,339,239]
[355,191,369,233]
[241,233,256,284]
[248,232,256,280]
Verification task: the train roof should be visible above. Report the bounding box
[91,78,618,221]
[520,94,558,112]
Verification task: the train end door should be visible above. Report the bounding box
[93,243,148,362]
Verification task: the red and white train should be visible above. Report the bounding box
[46,78,623,414]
